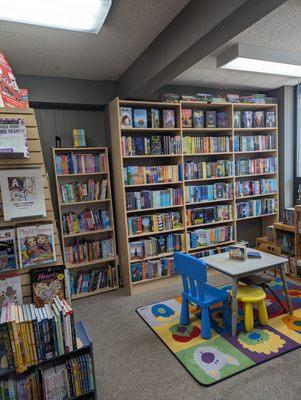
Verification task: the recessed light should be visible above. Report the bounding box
[0,0,112,33]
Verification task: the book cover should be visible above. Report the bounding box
[253,111,265,127]
[205,111,216,128]
[216,112,229,128]
[0,271,23,306]
[133,109,148,128]
[192,110,204,128]
[132,137,145,155]
[17,224,56,269]
[30,265,65,308]
[233,111,241,128]
[150,136,162,155]
[182,109,192,127]
[120,107,133,128]
[162,109,175,128]
[266,111,276,127]
[0,118,29,157]
[131,263,143,282]
[151,108,160,128]
[242,111,253,128]
[0,167,46,221]
[130,241,144,259]
[0,228,18,271]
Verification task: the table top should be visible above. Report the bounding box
[202,248,288,277]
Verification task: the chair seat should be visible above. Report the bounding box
[230,286,266,303]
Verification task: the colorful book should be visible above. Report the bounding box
[0,228,18,271]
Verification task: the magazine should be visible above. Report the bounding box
[0,271,23,306]
[30,265,65,308]
[0,228,18,271]
[0,167,46,221]
[17,224,56,268]
[0,118,29,157]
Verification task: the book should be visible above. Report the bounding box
[233,111,241,128]
[242,111,253,128]
[133,109,148,128]
[120,107,133,128]
[192,110,204,128]
[30,265,65,308]
[216,111,229,128]
[0,118,29,157]
[150,108,160,128]
[126,188,182,211]
[72,129,86,147]
[205,111,216,128]
[73,266,117,294]
[187,225,233,249]
[0,167,46,221]
[229,244,247,261]
[162,109,175,128]
[17,224,56,269]
[0,271,23,306]
[253,111,265,127]
[131,263,143,282]
[266,111,276,127]
[182,109,192,127]
[62,209,111,235]
[0,228,18,271]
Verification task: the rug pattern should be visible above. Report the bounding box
[136,278,301,386]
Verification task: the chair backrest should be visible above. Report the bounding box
[258,242,281,256]
[174,252,207,301]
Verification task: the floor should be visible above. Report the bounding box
[74,272,301,400]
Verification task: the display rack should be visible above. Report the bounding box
[52,147,119,300]
[0,108,63,302]
[108,98,279,294]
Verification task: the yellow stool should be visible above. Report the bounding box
[230,286,268,332]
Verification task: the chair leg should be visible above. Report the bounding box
[222,299,231,328]
[244,303,254,333]
[258,300,268,325]
[180,297,190,325]
[201,307,211,339]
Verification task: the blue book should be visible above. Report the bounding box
[133,109,148,128]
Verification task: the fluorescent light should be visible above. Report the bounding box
[217,44,301,78]
[0,0,112,33]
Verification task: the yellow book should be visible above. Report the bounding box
[10,304,25,373]
[202,162,206,179]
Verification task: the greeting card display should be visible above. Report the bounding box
[0,228,18,271]
[0,167,46,221]
[0,272,23,306]
[17,224,56,269]
[30,265,65,308]
[0,118,29,157]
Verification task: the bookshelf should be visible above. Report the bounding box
[108,98,279,294]
[52,147,119,300]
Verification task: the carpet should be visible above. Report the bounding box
[136,278,301,386]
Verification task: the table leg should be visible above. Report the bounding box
[280,264,293,315]
[231,278,238,337]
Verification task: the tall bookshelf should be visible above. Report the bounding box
[52,147,119,300]
[108,98,279,295]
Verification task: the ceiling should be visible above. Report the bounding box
[172,0,301,90]
[0,0,189,80]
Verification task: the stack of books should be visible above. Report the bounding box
[0,297,77,375]
[186,204,232,226]
[234,134,276,151]
[62,209,111,235]
[127,211,183,235]
[236,198,277,219]
[121,135,181,155]
[60,179,107,203]
[185,183,233,203]
[183,135,230,154]
[235,178,277,198]
[235,157,277,176]
[72,266,117,294]
[126,188,182,211]
[55,153,106,174]
[187,225,234,249]
[65,237,114,265]
[184,159,233,180]
[123,165,182,185]
[130,257,174,282]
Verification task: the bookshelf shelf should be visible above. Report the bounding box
[273,222,296,233]
[132,274,171,285]
[52,147,119,300]
[71,286,118,300]
[236,212,278,221]
[128,227,184,239]
[235,192,277,200]
[109,98,279,293]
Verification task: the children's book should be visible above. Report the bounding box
[192,110,204,128]
[151,108,160,128]
[0,117,29,157]
[216,111,229,128]
[162,109,175,128]
[242,111,253,128]
[233,111,241,128]
[30,265,65,308]
[182,109,192,127]
[0,271,23,306]
[205,111,216,128]
[0,228,18,271]
[120,107,133,128]
[17,224,56,269]
[253,111,265,127]
[266,111,276,127]
[133,109,148,128]
[131,263,143,282]
[0,167,46,221]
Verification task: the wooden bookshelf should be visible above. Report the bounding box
[108,98,279,294]
[52,147,119,300]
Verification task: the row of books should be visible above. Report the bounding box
[123,165,182,185]
[71,266,117,295]
[160,92,275,104]
[64,238,114,265]
[236,198,277,219]
[55,153,106,174]
[234,134,276,152]
[186,205,233,226]
[121,135,181,156]
[283,207,295,226]
[187,225,234,249]
[60,179,107,204]
[233,110,276,129]
[62,209,111,235]
[184,159,233,180]
[127,211,183,236]
[129,233,184,260]
[235,178,277,198]
[0,370,41,399]
[185,183,233,204]
[182,109,229,128]
[182,135,231,154]
[235,157,277,176]
[130,258,174,282]
[126,188,182,211]
[0,298,77,375]
[193,245,230,259]
[120,107,176,129]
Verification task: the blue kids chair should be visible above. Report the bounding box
[174,252,230,339]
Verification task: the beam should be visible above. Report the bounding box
[118,0,288,99]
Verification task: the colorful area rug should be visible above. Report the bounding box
[136,278,301,386]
